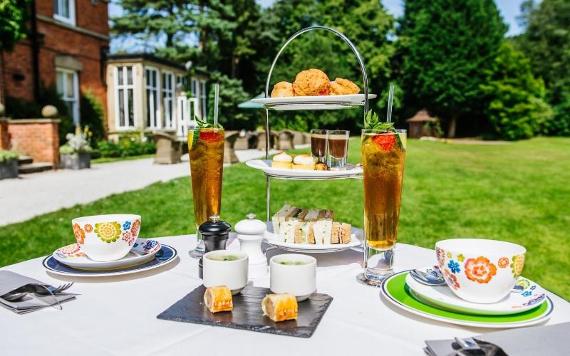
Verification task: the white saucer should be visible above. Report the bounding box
[52,238,161,271]
[406,268,546,315]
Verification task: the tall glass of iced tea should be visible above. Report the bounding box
[361,129,406,285]
[188,127,225,257]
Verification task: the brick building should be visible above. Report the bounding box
[0,0,109,125]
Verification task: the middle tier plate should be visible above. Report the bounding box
[246,159,362,179]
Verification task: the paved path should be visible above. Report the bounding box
[0,149,279,226]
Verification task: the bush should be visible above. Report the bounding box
[96,135,156,158]
[80,91,105,142]
[481,43,553,140]
[543,94,570,136]
[0,150,18,163]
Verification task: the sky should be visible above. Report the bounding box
[109,0,528,52]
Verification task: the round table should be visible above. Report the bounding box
[1,235,569,355]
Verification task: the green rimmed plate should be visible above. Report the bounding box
[380,271,553,328]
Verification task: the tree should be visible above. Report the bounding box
[253,0,395,131]
[480,43,552,140]
[0,0,29,51]
[516,0,570,136]
[398,0,507,137]
[112,1,263,128]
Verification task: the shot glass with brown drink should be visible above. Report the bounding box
[326,130,350,170]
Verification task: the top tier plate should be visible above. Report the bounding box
[252,94,377,111]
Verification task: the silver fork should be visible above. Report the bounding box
[2,283,74,302]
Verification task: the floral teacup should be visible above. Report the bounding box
[435,238,526,304]
[71,214,141,261]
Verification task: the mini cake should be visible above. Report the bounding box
[272,152,293,169]
[292,154,315,170]
[204,285,233,313]
[314,162,328,171]
[262,294,298,322]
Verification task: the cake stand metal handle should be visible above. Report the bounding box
[263,25,370,115]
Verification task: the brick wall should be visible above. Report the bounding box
[7,119,60,166]
[1,40,35,102]
[1,0,109,126]
[0,119,9,150]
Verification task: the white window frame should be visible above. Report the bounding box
[114,66,135,130]
[145,67,161,129]
[56,68,80,126]
[53,0,76,26]
[162,71,175,129]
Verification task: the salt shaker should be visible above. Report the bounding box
[235,213,267,278]
[198,215,231,278]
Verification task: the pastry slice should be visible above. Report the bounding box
[272,204,293,235]
[272,152,293,169]
[307,223,316,244]
[262,294,298,322]
[303,210,320,244]
[313,219,332,245]
[340,223,352,244]
[294,221,313,244]
[319,209,334,221]
[281,208,301,243]
[204,286,233,313]
[292,154,315,170]
[331,222,341,244]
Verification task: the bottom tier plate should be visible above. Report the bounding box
[264,223,362,253]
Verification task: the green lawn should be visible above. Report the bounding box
[1,137,569,299]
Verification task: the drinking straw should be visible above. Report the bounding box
[213,83,220,127]
[386,83,395,123]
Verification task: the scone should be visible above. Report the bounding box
[330,78,360,95]
[271,81,295,97]
[292,154,315,170]
[272,152,293,169]
[292,69,330,96]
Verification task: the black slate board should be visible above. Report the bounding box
[157,285,333,338]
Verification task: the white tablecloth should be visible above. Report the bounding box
[1,235,569,356]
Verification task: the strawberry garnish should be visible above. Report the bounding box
[199,131,223,142]
[372,135,396,151]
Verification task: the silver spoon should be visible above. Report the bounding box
[410,267,447,286]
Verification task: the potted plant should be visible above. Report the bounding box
[0,150,19,179]
[60,126,93,170]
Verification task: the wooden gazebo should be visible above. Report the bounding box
[406,110,439,138]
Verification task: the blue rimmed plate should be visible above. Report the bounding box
[42,244,177,277]
[52,238,162,271]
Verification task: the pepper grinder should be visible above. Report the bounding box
[235,213,267,279]
[198,215,231,279]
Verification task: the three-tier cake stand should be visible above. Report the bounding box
[250,25,375,234]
